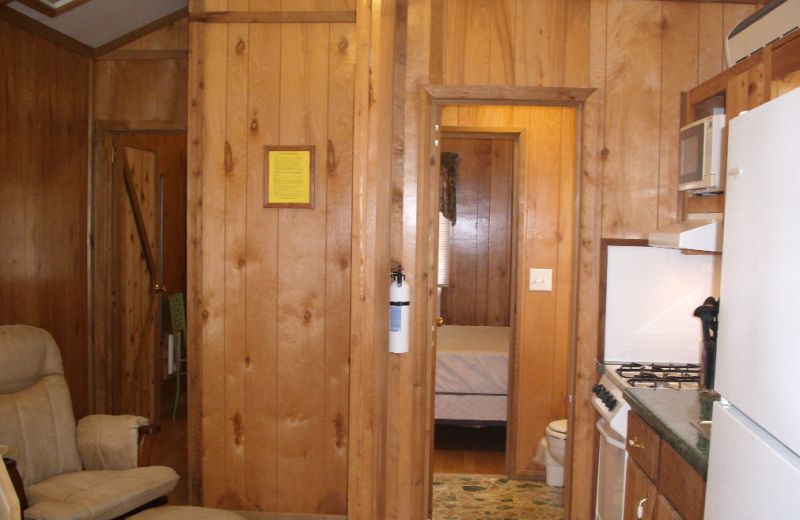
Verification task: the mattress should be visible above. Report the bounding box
[435,325,510,395]
[434,393,507,423]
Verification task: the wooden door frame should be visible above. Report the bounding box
[436,128,523,476]
[413,85,598,518]
[90,123,187,417]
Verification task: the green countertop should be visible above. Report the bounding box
[623,388,719,479]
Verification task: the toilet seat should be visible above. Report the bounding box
[546,419,568,439]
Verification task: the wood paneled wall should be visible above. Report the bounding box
[187,3,355,514]
[0,19,92,418]
[441,1,754,518]
[439,137,513,327]
[94,19,188,124]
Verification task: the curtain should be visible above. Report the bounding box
[440,152,459,223]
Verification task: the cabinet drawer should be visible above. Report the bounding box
[658,441,706,520]
[627,411,660,480]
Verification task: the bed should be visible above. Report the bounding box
[434,325,511,425]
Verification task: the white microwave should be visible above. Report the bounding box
[679,114,726,193]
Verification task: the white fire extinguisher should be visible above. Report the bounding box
[389,265,410,354]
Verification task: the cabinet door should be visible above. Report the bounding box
[624,459,657,520]
[627,411,660,479]
[655,495,683,520]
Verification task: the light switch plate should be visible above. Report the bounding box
[529,268,553,291]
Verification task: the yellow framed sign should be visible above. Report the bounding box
[263,146,315,208]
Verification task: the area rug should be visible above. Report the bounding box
[432,475,564,520]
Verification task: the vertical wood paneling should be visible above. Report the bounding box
[517,107,564,471]
[200,22,229,507]
[515,0,567,87]
[565,0,591,87]
[276,21,329,513]
[0,20,91,418]
[659,2,699,230]
[243,22,280,512]
[487,138,513,326]
[601,1,662,238]
[440,136,513,327]
[698,4,724,83]
[221,22,249,510]
[490,0,515,85]
[323,21,355,514]
[551,108,576,427]
[443,0,491,85]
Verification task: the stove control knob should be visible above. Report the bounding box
[592,383,601,394]
[608,397,617,410]
[599,389,609,400]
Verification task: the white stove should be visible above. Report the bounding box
[592,363,701,520]
[592,363,701,437]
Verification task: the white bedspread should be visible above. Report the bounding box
[435,325,510,395]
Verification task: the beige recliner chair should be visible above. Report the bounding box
[0,325,179,520]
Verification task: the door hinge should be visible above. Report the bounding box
[111,145,118,166]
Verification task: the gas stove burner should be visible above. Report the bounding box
[616,363,701,389]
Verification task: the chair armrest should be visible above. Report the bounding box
[3,457,28,515]
[77,415,149,470]
[137,425,160,468]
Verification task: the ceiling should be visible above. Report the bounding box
[6,0,186,49]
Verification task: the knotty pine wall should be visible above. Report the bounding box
[94,19,188,123]
[439,137,513,327]
[0,19,92,418]
[182,1,758,518]
[441,1,754,518]
[187,3,355,514]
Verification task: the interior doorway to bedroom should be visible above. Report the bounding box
[433,132,516,476]
[431,105,578,482]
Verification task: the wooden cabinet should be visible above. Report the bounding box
[680,28,800,221]
[624,457,657,520]
[624,411,706,520]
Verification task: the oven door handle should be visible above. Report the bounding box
[596,418,626,450]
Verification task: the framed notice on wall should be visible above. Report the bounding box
[263,146,315,208]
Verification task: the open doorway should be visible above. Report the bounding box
[91,130,189,504]
[433,133,516,477]
[423,98,585,491]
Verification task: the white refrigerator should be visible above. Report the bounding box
[704,87,800,518]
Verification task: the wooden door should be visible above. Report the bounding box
[112,133,187,423]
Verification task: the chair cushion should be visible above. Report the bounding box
[24,466,179,520]
[0,375,82,487]
[0,325,65,394]
[130,506,245,520]
[77,415,148,471]
[0,325,82,487]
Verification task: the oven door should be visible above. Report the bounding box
[596,418,627,520]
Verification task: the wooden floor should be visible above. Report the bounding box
[150,397,189,505]
[432,424,507,476]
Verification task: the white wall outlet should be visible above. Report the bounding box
[529,268,553,291]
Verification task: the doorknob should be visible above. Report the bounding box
[154,284,168,293]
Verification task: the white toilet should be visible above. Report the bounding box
[543,419,568,487]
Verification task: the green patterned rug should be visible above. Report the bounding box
[432,476,564,520]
